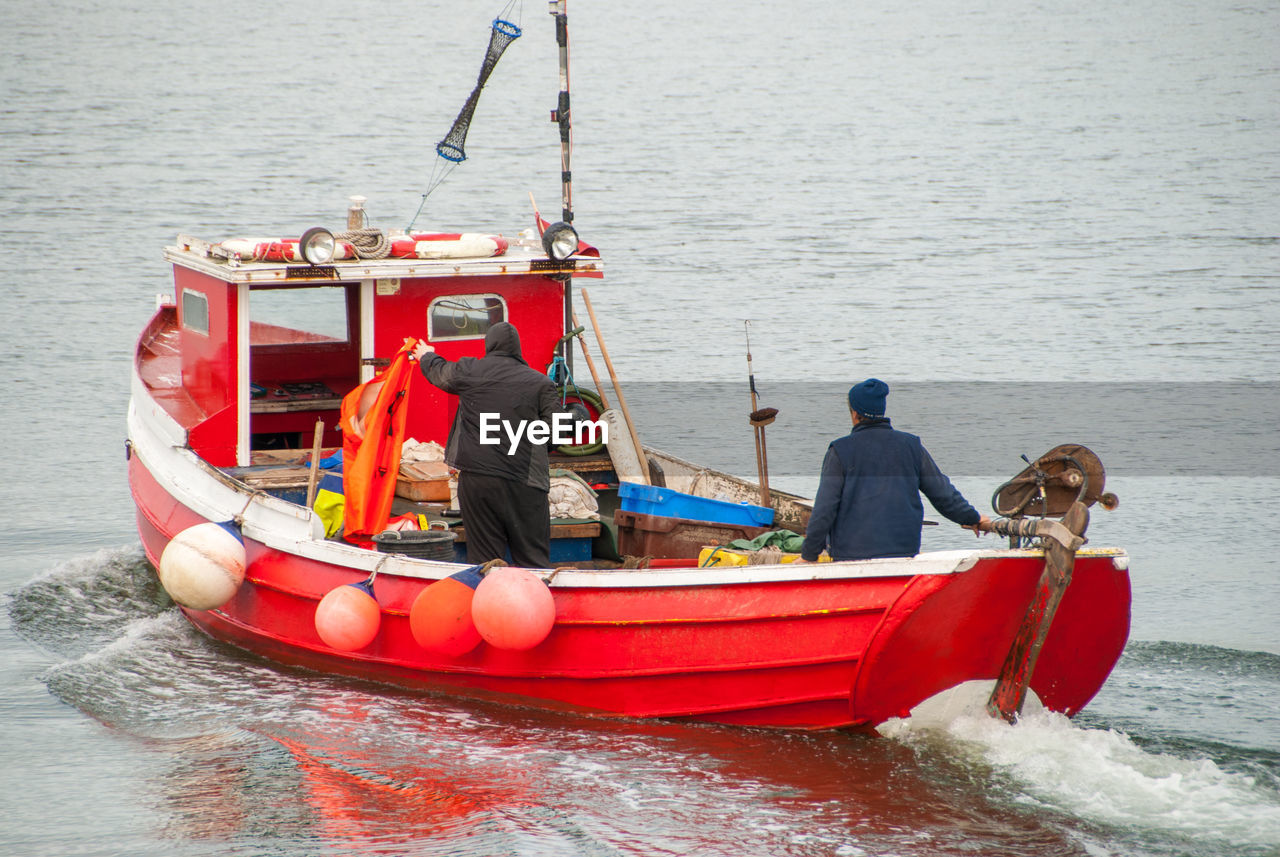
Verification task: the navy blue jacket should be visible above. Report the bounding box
[799,419,980,561]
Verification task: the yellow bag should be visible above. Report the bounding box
[313,477,345,539]
[697,546,829,567]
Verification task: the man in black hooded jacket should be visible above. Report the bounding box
[412,322,559,567]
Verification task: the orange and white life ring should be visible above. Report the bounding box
[217,238,360,264]
[217,232,508,263]
[389,233,508,259]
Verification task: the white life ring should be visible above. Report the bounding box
[390,233,508,259]
[216,232,507,263]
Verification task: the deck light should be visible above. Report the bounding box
[541,221,579,262]
[299,227,336,265]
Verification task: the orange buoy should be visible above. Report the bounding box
[314,580,381,651]
[157,521,246,611]
[409,566,484,657]
[471,567,556,651]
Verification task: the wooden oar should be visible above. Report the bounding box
[571,311,611,410]
[982,502,1090,721]
[581,289,650,484]
[304,419,325,508]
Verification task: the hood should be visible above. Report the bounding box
[484,322,526,363]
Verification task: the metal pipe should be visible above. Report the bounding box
[549,0,573,223]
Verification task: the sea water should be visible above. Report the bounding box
[2,0,1278,854]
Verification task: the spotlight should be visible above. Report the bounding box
[541,221,578,262]
[298,227,336,265]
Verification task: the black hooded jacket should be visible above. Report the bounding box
[419,322,560,491]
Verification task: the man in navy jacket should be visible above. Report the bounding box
[799,379,989,562]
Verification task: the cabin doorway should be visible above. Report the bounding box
[247,282,360,453]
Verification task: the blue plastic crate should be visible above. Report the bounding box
[617,482,775,528]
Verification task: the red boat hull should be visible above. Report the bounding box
[130,454,1131,731]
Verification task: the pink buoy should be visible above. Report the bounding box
[471,567,556,651]
[314,580,381,651]
[409,566,484,657]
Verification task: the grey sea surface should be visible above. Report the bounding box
[3,0,1279,855]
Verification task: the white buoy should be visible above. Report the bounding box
[157,521,246,610]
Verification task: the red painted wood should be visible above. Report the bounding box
[849,555,1129,725]
[172,267,238,465]
[372,274,566,448]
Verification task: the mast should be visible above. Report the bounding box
[549,0,573,223]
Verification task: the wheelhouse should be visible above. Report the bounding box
[143,232,601,467]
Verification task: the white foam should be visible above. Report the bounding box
[879,681,1280,850]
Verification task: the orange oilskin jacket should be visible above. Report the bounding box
[340,341,417,540]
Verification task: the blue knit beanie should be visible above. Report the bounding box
[848,378,889,417]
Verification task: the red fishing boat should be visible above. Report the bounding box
[126,5,1130,731]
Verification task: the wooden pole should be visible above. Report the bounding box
[305,420,324,508]
[571,311,611,410]
[580,288,650,484]
[757,421,773,506]
[744,321,770,506]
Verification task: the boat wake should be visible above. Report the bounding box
[8,544,171,660]
[8,545,316,735]
[10,546,1280,857]
[878,680,1280,854]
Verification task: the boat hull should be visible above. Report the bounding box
[129,450,1131,731]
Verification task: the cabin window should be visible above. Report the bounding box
[428,294,507,341]
[249,285,350,345]
[181,289,209,336]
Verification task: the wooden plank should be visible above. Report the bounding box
[238,467,314,489]
[250,448,339,466]
[449,520,601,543]
[250,397,343,414]
[551,457,617,473]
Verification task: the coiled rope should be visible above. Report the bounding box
[335,228,391,260]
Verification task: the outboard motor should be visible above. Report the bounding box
[981,444,1119,722]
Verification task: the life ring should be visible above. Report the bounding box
[216,232,507,263]
[389,233,509,259]
[217,237,360,263]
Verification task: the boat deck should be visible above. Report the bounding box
[136,309,209,429]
